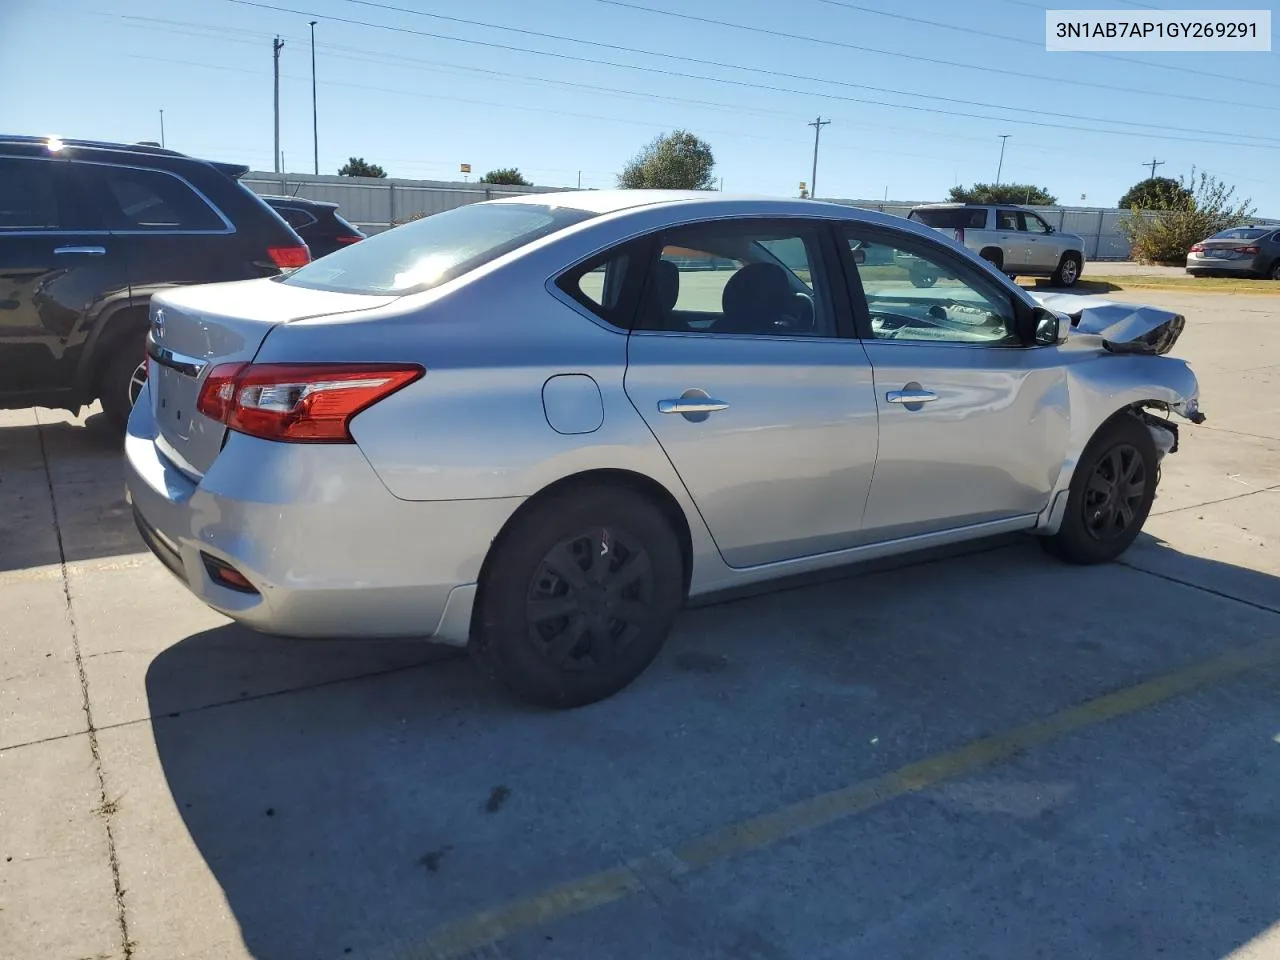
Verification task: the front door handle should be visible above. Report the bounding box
[53,246,106,256]
[886,389,938,404]
[658,398,729,415]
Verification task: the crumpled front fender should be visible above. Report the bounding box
[1034,353,1203,534]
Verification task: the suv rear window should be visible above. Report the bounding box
[909,208,987,229]
[283,202,597,295]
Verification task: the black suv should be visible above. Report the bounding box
[261,195,365,258]
[0,136,309,431]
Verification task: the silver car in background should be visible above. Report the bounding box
[1186,226,1280,280]
[126,192,1203,707]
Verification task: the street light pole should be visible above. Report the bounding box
[995,134,1010,185]
[159,109,165,148]
[309,21,318,175]
[272,36,284,174]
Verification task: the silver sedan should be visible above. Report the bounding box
[125,192,1205,706]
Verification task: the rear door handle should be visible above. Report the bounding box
[886,390,938,404]
[53,246,106,256]
[658,398,729,415]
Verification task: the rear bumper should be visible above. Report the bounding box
[1185,256,1262,275]
[124,384,523,643]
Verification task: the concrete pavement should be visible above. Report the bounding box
[2,288,1279,960]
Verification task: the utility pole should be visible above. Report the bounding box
[1143,157,1164,180]
[995,134,1010,185]
[577,170,581,189]
[309,21,318,175]
[808,116,830,200]
[159,109,165,148]
[273,36,284,174]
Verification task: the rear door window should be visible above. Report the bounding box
[83,164,226,231]
[0,157,99,231]
[996,210,1022,231]
[285,202,597,295]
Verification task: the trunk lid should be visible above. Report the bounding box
[146,277,396,477]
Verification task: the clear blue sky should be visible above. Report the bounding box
[2,0,1277,211]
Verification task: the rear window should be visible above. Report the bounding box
[283,202,597,295]
[909,208,987,229]
[1211,227,1268,240]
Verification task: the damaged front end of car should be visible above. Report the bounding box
[1031,291,1193,358]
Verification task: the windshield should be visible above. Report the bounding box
[909,208,987,229]
[284,202,597,295]
[1210,227,1268,240]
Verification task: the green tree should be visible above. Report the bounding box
[617,130,716,190]
[1119,169,1256,263]
[1117,177,1192,210]
[947,183,1057,205]
[479,167,531,186]
[338,157,387,178]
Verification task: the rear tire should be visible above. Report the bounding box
[1052,253,1083,288]
[99,342,145,434]
[474,485,684,708]
[1269,260,1280,281]
[1040,414,1157,565]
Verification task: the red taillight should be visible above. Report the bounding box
[1189,244,1204,252]
[1235,245,1260,254]
[195,363,424,443]
[954,227,965,243]
[334,235,363,246]
[267,245,311,269]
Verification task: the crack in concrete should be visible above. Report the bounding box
[36,411,135,960]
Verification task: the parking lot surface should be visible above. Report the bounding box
[3,289,1279,960]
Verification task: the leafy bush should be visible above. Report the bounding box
[1119,169,1256,263]
[1117,177,1191,210]
[618,130,716,190]
[479,167,531,186]
[947,183,1057,205]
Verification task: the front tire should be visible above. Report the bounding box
[1052,253,1083,288]
[1040,414,1157,565]
[474,485,684,708]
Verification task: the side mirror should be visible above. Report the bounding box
[1033,307,1068,345]
[850,247,866,265]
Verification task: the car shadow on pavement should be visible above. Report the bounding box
[0,413,140,572]
[143,536,1280,960]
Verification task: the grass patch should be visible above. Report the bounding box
[1021,275,1280,296]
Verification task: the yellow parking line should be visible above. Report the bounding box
[410,641,1280,960]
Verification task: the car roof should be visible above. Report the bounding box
[488,189,896,220]
[0,134,249,178]
[911,202,1036,210]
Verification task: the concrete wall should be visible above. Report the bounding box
[243,173,1278,258]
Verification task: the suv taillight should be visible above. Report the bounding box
[334,235,363,246]
[267,245,311,269]
[954,227,965,244]
[196,363,424,442]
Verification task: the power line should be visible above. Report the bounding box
[594,0,1280,116]
[214,0,1280,150]
[324,0,1280,143]
[819,0,1277,90]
